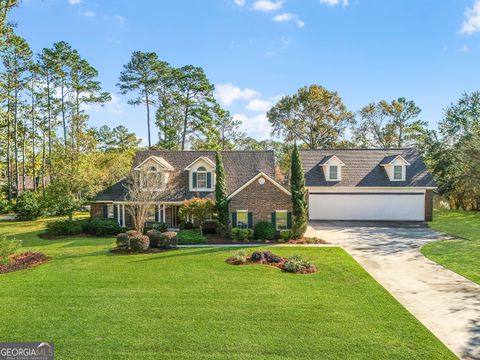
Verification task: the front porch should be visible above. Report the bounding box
[112,203,182,229]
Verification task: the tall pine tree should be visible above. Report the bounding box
[215,151,229,231]
[290,144,307,239]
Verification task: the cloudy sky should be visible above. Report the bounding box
[11,0,480,144]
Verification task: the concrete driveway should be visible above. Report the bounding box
[306,221,480,360]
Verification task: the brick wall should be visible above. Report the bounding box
[425,190,433,222]
[229,177,291,224]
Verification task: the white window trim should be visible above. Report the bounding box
[191,168,214,191]
[236,210,249,229]
[275,210,288,231]
[326,164,341,182]
[392,165,406,181]
[107,204,115,219]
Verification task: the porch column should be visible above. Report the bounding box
[117,204,121,225]
[162,205,166,223]
[122,205,125,227]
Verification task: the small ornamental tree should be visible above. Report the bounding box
[215,151,229,230]
[178,197,215,232]
[290,144,307,239]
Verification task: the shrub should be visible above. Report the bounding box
[253,222,275,241]
[46,220,85,236]
[126,230,138,237]
[83,219,123,236]
[162,231,178,248]
[230,227,252,242]
[146,229,163,247]
[228,249,247,264]
[129,235,150,252]
[280,230,293,241]
[177,230,206,245]
[116,233,130,249]
[179,221,194,230]
[263,251,282,263]
[250,251,263,262]
[0,237,21,265]
[144,221,167,233]
[202,219,219,234]
[0,194,13,214]
[14,191,43,221]
[283,254,315,273]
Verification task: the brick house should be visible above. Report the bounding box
[91,150,292,230]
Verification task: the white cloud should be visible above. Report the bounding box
[82,94,124,115]
[215,83,259,106]
[462,44,469,52]
[252,0,283,12]
[234,113,271,140]
[82,10,95,17]
[273,13,304,28]
[461,0,480,34]
[67,0,81,5]
[233,0,246,6]
[113,15,126,24]
[246,99,272,112]
[320,0,348,6]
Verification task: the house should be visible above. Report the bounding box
[300,148,435,222]
[90,150,292,230]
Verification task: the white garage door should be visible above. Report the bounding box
[308,192,425,221]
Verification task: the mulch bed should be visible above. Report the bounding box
[109,247,175,255]
[0,251,48,274]
[287,237,329,245]
[226,251,317,274]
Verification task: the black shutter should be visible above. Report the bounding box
[271,212,276,228]
[113,205,118,220]
[102,205,108,219]
[287,212,292,229]
[231,212,237,227]
[248,212,253,228]
[155,206,159,222]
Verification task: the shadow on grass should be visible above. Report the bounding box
[130,246,235,263]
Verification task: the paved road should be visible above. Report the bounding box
[306,221,480,360]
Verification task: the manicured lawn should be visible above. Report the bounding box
[423,209,480,285]
[0,218,455,359]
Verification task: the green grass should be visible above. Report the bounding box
[423,209,480,284]
[177,229,207,244]
[0,218,455,359]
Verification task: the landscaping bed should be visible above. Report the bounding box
[0,251,48,274]
[226,250,317,274]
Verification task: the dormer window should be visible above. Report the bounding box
[141,166,165,191]
[380,155,409,182]
[185,156,216,192]
[320,155,344,182]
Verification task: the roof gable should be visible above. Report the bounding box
[227,172,291,200]
[134,156,174,171]
[184,156,216,170]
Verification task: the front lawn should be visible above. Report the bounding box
[0,218,454,359]
[423,210,480,284]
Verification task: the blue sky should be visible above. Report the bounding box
[11,0,480,144]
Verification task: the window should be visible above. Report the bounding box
[237,211,248,229]
[107,204,114,219]
[146,206,156,222]
[393,165,403,180]
[193,166,211,189]
[276,211,288,231]
[141,168,164,190]
[329,165,338,181]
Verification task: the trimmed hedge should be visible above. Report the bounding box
[177,230,206,245]
[253,222,275,240]
[230,227,253,242]
[46,219,124,237]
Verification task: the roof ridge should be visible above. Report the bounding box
[299,148,416,151]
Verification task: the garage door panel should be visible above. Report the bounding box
[308,193,425,221]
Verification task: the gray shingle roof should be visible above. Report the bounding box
[94,150,276,202]
[300,148,435,188]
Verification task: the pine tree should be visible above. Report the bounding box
[290,144,307,239]
[215,151,229,231]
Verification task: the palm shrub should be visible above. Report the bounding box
[290,144,307,239]
[215,151,229,232]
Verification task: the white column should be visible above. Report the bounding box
[162,205,166,223]
[122,205,125,227]
[117,204,121,225]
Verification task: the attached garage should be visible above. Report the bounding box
[308,191,427,221]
